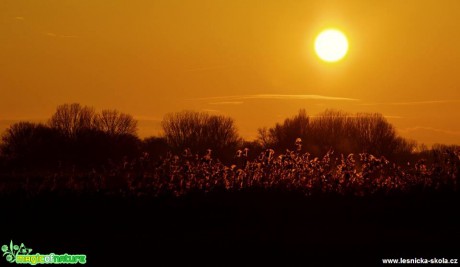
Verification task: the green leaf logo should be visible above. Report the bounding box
[2,241,33,263]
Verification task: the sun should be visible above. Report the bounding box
[315,29,349,62]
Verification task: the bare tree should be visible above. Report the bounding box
[1,122,37,158]
[308,109,354,154]
[260,109,415,159]
[0,122,60,165]
[49,103,97,138]
[257,127,271,148]
[257,109,310,150]
[95,109,138,136]
[352,113,398,155]
[162,111,204,151]
[162,110,240,158]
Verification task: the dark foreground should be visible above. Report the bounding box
[2,191,459,266]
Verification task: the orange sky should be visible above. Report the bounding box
[1,0,460,146]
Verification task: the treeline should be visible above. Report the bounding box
[0,103,457,172]
[0,104,140,171]
[258,109,416,160]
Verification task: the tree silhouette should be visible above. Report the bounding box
[0,105,427,170]
[257,109,309,151]
[142,136,169,160]
[1,122,39,161]
[352,113,401,156]
[162,110,240,161]
[0,122,61,169]
[95,109,138,136]
[49,103,97,138]
[258,109,415,159]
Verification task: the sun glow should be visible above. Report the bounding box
[314,29,349,62]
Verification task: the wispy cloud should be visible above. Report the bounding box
[44,32,79,38]
[383,115,404,119]
[60,35,79,38]
[209,101,244,105]
[360,100,460,106]
[0,117,47,122]
[308,114,404,119]
[15,16,25,20]
[398,126,460,136]
[184,65,229,72]
[191,94,358,102]
[134,116,162,121]
[201,109,220,113]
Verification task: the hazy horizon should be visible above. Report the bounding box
[1,106,459,148]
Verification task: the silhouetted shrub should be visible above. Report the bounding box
[1,104,142,171]
[94,109,138,136]
[142,137,170,160]
[162,110,240,163]
[49,103,98,139]
[0,122,63,170]
[258,109,416,160]
[258,109,309,151]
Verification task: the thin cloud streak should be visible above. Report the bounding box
[209,101,244,105]
[308,114,404,119]
[184,65,229,72]
[0,117,47,122]
[44,32,79,38]
[134,116,162,121]
[359,100,460,106]
[60,35,79,38]
[383,115,404,119]
[191,94,359,102]
[184,63,246,72]
[201,109,220,113]
[398,126,460,136]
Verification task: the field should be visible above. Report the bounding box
[1,149,459,265]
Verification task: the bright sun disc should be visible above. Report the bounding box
[315,29,348,62]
